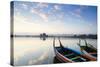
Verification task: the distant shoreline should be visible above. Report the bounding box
[11,34,97,39]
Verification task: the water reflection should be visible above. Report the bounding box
[14,37,97,66]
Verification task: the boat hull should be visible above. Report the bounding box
[81,49,97,61]
[55,49,74,63]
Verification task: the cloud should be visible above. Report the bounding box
[69,8,82,18]
[70,11,82,18]
[37,2,48,8]
[14,13,53,34]
[28,51,48,65]
[21,3,28,9]
[31,8,49,22]
[69,6,88,19]
[54,5,60,10]
[31,8,39,14]
[39,13,49,22]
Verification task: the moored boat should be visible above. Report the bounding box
[53,38,89,63]
[77,39,97,61]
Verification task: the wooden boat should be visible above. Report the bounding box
[53,38,89,63]
[77,39,97,61]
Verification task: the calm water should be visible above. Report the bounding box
[13,38,97,66]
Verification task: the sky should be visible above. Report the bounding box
[12,1,97,34]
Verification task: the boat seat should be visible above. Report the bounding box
[65,53,77,59]
[71,56,86,62]
[72,58,85,62]
[64,53,74,57]
[71,56,81,60]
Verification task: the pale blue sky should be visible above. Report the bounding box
[12,1,97,34]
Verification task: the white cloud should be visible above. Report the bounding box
[28,51,48,65]
[54,5,60,10]
[22,3,28,9]
[31,8,49,22]
[14,14,49,33]
[31,8,39,14]
[37,2,48,8]
[39,13,49,22]
[70,11,82,18]
[68,7,83,19]
[69,6,88,19]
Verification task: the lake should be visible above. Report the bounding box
[13,38,97,66]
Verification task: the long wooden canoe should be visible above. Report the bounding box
[77,39,97,61]
[53,38,89,63]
